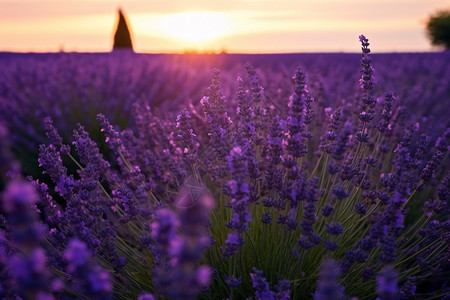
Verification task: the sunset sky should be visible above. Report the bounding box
[0,0,447,53]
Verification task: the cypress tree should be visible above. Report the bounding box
[113,9,133,51]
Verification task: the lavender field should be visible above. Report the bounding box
[0,37,449,299]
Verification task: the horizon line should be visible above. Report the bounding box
[0,49,445,55]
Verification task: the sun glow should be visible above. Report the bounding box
[159,11,230,43]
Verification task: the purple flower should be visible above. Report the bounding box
[357,34,376,142]
[97,113,122,150]
[138,294,155,300]
[86,266,113,295]
[319,107,341,154]
[196,266,212,287]
[113,185,139,222]
[2,180,38,213]
[9,248,47,292]
[64,239,112,299]
[250,268,276,300]
[2,181,45,245]
[345,249,368,264]
[38,144,68,188]
[72,124,110,180]
[327,163,340,175]
[267,115,286,165]
[313,259,344,300]
[339,159,358,181]
[244,64,266,143]
[175,109,199,164]
[376,266,398,300]
[377,92,395,134]
[227,146,248,177]
[359,237,376,252]
[326,223,344,235]
[236,76,255,140]
[151,190,213,299]
[365,155,377,167]
[221,232,244,257]
[368,221,385,241]
[277,213,287,225]
[224,274,242,289]
[332,186,349,200]
[310,233,323,245]
[43,117,63,147]
[356,131,369,143]
[245,63,264,104]
[261,211,272,224]
[355,203,367,215]
[379,234,396,264]
[64,239,91,272]
[151,209,179,258]
[301,202,317,235]
[201,69,232,159]
[177,187,214,238]
[321,204,334,217]
[297,236,314,250]
[399,277,416,299]
[286,67,312,158]
[275,279,291,300]
[331,121,353,161]
[420,149,446,182]
[31,180,61,227]
[223,143,251,256]
[359,111,374,123]
[359,34,369,45]
[324,239,338,251]
[262,197,275,207]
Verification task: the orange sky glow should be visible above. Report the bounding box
[0,0,447,53]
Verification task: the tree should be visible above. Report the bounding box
[113,9,133,51]
[426,9,450,49]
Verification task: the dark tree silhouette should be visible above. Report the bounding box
[113,9,133,51]
[426,9,450,49]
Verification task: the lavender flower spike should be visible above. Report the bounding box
[357,34,376,143]
[64,239,113,299]
[376,266,398,300]
[96,113,122,150]
[176,109,199,164]
[313,259,344,300]
[250,268,276,300]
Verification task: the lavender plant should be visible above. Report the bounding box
[0,35,449,299]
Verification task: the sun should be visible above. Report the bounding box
[160,11,230,43]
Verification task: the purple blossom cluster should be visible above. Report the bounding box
[151,188,213,299]
[0,35,449,299]
[250,268,291,300]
